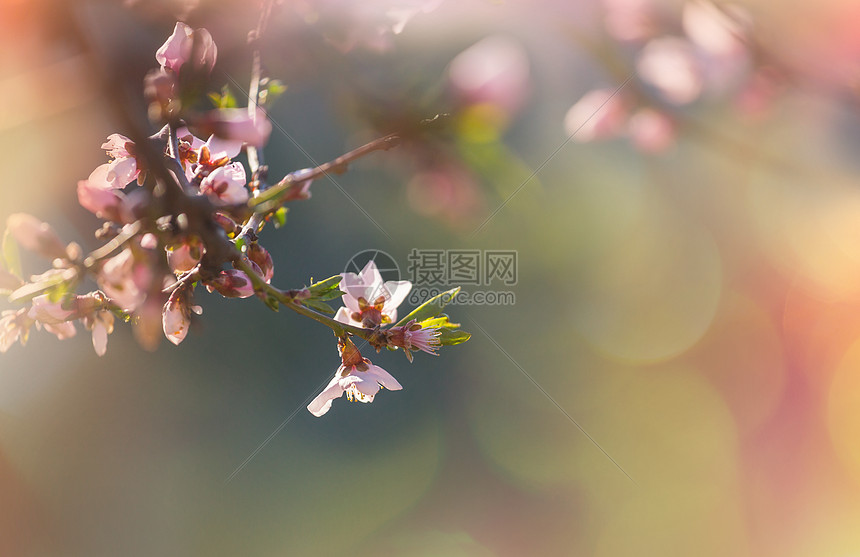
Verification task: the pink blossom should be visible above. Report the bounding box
[43,321,76,340]
[636,37,703,105]
[194,108,272,147]
[448,35,530,115]
[77,165,127,221]
[203,134,243,161]
[133,295,164,351]
[205,269,255,298]
[307,361,402,417]
[199,162,248,204]
[334,260,411,328]
[281,168,316,202]
[28,294,75,324]
[564,88,630,142]
[0,308,33,353]
[627,108,676,153]
[98,248,149,311]
[6,213,67,260]
[101,134,141,187]
[156,22,217,74]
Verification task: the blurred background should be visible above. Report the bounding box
[4,0,860,555]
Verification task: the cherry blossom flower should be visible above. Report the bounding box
[156,22,217,74]
[98,248,150,311]
[448,35,530,116]
[42,321,76,341]
[28,294,75,324]
[77,165,127,221]
[307,362,403,416]
[307,338,403,416]
[386,319,441,362]
[199,162,248,204]
[102,134,141,187]
[334,260,411,328]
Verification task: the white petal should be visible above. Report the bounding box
[205,135,243,159]
[383,280,412,310]
[307,377,345,417]
[358,260,383,286]
[92,322,108,356]
[365,364,403,391]
[334,306,358,326]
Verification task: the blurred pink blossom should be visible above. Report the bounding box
[448,35,530,115]
[627,108,676,153]
[565,88,630,141]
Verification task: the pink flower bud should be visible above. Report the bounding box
[205,269,254,298]
[156,22,217,74]
[133,295,164,351]
[247,243,274,283]
[162,287,199,346]
[166,238,204,274]
[565,88,629,142]
[6,213,67,260]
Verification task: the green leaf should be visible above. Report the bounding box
[395,287,460,327]
[273,207,288,229]
[8,268,76,304]
[307,275,342,297]
[419,314,461,330]
[438,328,471,346]
[2,228,22,278]
[209,84,238,109]
[302,299,335,315]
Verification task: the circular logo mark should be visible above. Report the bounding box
[343,249,401,283]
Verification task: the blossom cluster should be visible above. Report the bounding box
[568,0,784,153]
[0,20,469,417]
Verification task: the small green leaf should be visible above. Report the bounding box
[438,328,471,346]
[307,275,342,297]
[302,299,335,315]
[273,207,288,229]
[419,314,461,330]
[234,237,247,252]
[395,287,460,327]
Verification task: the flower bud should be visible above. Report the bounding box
[205,269,254,298]
[247,243,274,282]
[156,22,217,74]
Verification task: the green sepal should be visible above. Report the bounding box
[395,287,460,327]
[302,299,335,315]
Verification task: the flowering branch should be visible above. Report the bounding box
[1,13,469,418]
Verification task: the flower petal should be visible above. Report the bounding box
[365,364,403,391]
[307,376,345,417]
